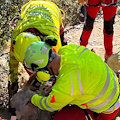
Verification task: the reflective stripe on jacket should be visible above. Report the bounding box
[31,44,119,113]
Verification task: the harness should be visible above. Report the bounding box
[25,28,47,41]
[87,1,118,7]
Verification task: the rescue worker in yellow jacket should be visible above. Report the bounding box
[9,0,67,98]
[24,41,120,120]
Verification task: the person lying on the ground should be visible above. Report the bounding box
[23,40,120,120]
[9,0,67,98]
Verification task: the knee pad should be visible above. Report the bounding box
[104,15,115,35]
[84,13,95,31]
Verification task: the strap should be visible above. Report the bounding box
[60,9,65,20]
[83,109,91,120]
[32,79,41,88]
[87,2,101,7]
[87,1,117,7]
[25,28,47,41]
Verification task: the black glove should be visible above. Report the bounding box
[8,81,18,99]
[60,32,68,46]
[30,78,41,91]
[79,5,87,23]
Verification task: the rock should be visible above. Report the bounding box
[107,51,120,74]
[10,88,37,120]
[10,87,56,120]
[0,84,3,89]
[10,88,35,111]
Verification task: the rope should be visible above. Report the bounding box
[39,83,44,96]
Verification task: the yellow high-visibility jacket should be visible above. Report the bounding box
[12,0,63,51]
[9,0,63,82]
[31,44,119,113]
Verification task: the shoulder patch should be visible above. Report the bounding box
[50,95,55,103]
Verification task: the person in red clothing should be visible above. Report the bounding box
[78,0,118,61]
[53,105,120,120]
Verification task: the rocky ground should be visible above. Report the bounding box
[0,13,120,120]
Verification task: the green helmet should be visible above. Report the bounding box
[13,32,41,63]
[24,41,53,71]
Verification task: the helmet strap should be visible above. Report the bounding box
[50,67,56,81]
[48,50,55,64]
[50,67,55,76]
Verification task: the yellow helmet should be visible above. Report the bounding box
[14,32,41,63]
